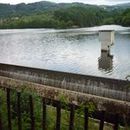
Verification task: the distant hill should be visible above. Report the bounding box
[0,1,130,18]
[100,3,130,12]
[0,1,130,29]
[0,1,58,17]
[0,1,92,18]
[114,3,130,9]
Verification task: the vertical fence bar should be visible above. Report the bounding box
[29,95,35,130]
[69,104,75,130]
[84,107,88,130]
[17,92,22,130]
[113,114,119,130]
[0,113,2,130]
[42,98,46,130]
[99,111,105,130]
[56,102,61,130]
[7,88,12,130]
[0,97,2,130]
[0,112,2,130]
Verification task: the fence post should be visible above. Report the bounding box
[7,88,12,130]
[56,102,61,130]
[99,111,105,130]
[17,92,22,130]
[113,114,119,130]
[29,95,35,130]
[0,97,2,130]
[69,104,75,130]
[84,107,88,130]
[42,98,46,130]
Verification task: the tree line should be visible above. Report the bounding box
[0,6,130,29]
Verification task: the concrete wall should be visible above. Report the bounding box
[0,63,130,101]
[0,75,130,115]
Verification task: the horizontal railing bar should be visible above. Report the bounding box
[39,97,128,125]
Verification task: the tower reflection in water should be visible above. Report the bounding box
[98,50,113,71]
[98,30,115,71]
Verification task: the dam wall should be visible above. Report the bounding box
[0,63,130,101]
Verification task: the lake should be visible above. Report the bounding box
[0,25,130,80]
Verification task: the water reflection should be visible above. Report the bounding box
[98,50,113,71]
[98,31,115,71]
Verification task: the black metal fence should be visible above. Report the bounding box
[0,87,129,130]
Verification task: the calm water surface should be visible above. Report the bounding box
[0,25,130,79]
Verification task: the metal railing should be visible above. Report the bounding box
[0,87,129,130]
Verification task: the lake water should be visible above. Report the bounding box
[0,25,130,80]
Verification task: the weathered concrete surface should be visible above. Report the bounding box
[0,76,130,115]
[99,30,115,51]
[0,63,130,102]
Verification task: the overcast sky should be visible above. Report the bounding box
[0,0,130,5]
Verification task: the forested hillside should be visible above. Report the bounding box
[0,1,130,29]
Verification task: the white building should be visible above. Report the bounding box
[99,30,115,51]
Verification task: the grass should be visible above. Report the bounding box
[0,88,129,130]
